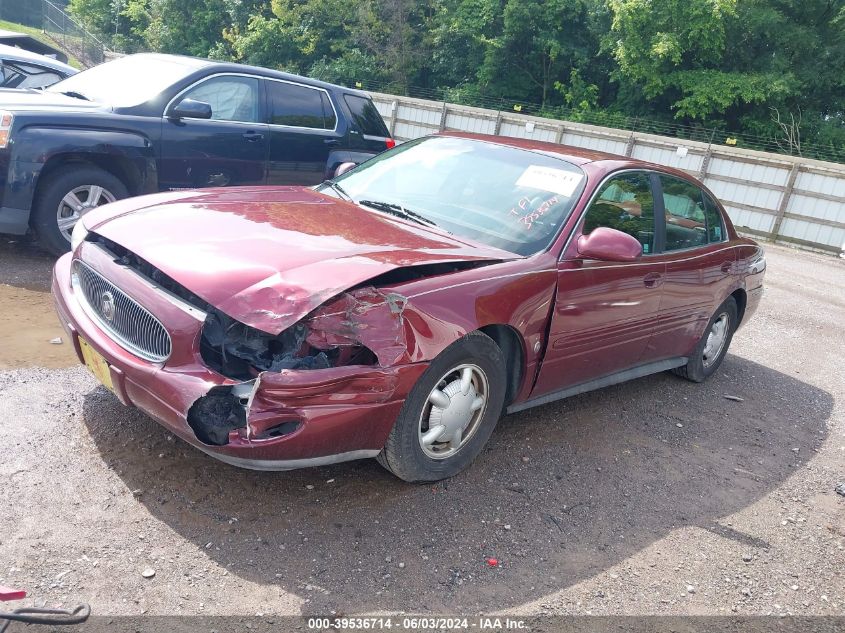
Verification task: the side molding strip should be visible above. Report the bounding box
[507,357,688,414]
[196,448,381,471]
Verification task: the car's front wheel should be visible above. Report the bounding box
[32,165,128,255]
[673,296,738,382]
[378,331,507,482]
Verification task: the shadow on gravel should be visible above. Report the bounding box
[82,355,831,613]
[0,236,54,290]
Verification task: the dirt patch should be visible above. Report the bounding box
[0,237,78,369]
[0,283,78,369]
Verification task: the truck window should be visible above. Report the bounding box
[344,94,390,137]
[267,81,334,129]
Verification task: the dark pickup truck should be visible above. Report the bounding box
[0,53,394,254]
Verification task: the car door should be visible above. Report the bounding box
[160,74,268,190]
[531,171,666,397]
[646,174,737,359]
[264,78,344,185]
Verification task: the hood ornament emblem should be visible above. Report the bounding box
[101,291,116,322]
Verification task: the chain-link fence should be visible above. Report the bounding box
[41,0,104,67]
[0,0,103,68]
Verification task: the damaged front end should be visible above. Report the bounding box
[189,287,410,446]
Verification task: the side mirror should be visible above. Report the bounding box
[168,98,212,120]
[333,162,357,177]
[577,226,643,262]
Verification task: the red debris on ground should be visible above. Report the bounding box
[0,586,26,601]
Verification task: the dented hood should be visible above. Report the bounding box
[87,186,517,333]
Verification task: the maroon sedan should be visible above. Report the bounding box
[52,133,765,482]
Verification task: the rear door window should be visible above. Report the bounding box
[267,80,335,129]
[344,94,390,137]
[659,174,708,251]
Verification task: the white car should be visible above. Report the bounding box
[0,43,77,89]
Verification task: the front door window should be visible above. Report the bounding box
[582,172,656,254]
[180,76,260,123]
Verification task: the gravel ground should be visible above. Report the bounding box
[0,238,843,617]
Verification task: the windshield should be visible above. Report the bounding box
[46,55,201,107]
[320,136,587,256]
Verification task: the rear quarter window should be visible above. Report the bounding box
[704,193,726,243]
[344,94,390,137]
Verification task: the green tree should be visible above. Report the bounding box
[69,0,141,49]
[478,0,596,106]
[608,0,793,120]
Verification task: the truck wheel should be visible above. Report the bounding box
[32,165,128,255]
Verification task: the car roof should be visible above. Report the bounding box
[125,52,212,71]
[128,52,373,99]
[0,30,69,63]
[438,131,703,183]
[0,43,77,74]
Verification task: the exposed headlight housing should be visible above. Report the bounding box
[70,218,89,252]
[0,111,13,148]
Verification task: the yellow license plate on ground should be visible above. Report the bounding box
[79,337,114,392]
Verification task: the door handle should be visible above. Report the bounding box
[720,261,733,274]
[242,131,264,142]
[643,272,663,288]
[323,138,341,146]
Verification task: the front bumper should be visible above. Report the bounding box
[52,250,427,470]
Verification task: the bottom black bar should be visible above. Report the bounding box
[8,616,845,633]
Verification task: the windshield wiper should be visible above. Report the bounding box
[59,91,89,101]
[321,179,352,201]
[357,199,438,228]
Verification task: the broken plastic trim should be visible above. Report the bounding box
[200,310,340,380]
[186,384,248,446]
[200,286,410,381]
[187,379,305,446]
[304,287,408,367]
[189,287,411,445]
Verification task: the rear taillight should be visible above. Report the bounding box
[0,111,12,148]
[385,138,396,149]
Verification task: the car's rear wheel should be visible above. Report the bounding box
[32,165,128,255]
[673,296,738,383]
[377,331,507,482]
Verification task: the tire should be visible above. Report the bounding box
[31,165,128,255]
[673,296,738,383]
[377,331,507,482]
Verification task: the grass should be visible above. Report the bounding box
[0,19,84,69]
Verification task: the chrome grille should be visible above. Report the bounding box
[72,260,172,362]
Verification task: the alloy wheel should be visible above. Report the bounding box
[56,184,117,241]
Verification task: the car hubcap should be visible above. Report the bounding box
[56,185,117,241]
[418,364,489,460]
[702,312,729,367]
